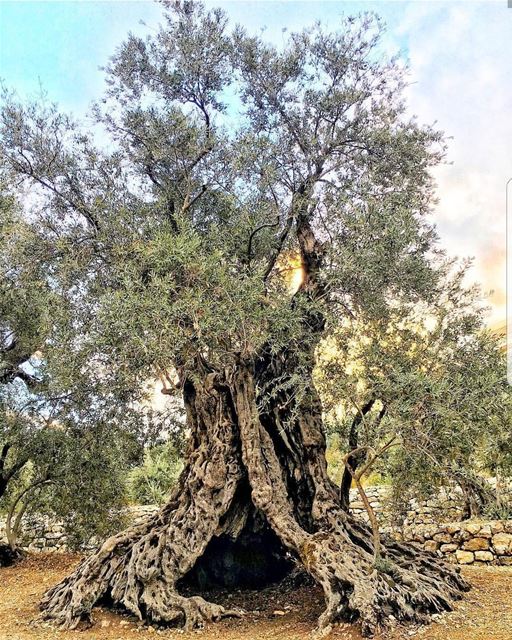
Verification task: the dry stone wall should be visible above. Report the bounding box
[1,488,510,566]
[0,505,156,553]
[397,520,512,566]
[349,485,464,526]
[0,514,67,553]
[349,485,512,565]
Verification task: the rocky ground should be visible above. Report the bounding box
[1,554,511,640]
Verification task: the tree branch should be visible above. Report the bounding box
[343,436,398,561]
[247,220,279,266]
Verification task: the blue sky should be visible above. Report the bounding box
[0,1,510,323]
[0,1,409,114]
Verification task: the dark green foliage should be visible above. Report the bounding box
[0,191,142,548]
[0,2,447,417]
[318,260,511,516]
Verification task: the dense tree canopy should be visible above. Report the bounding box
[0,189,140,556]
[0,2,445,406]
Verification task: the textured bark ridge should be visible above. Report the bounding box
[39,365,469,637]
[40,375,247,630]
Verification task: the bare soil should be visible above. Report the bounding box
[0,554,510,640]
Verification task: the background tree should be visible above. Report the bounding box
[0,190,143,559]
[2,424,132,550]
[0,190,50,502]
[0,189,53,566]
[0,2,469,636]
[317,260,510,519]
[481,388,512,518]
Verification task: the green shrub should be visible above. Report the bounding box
[129,442,183,505]
[483,498,512,521]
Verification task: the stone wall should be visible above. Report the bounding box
[348,485,464,527]
[397,520,512,566]
[1,488,510,566]
[0,514,67,553]
[348,485,512,565]
[0,505,156,554]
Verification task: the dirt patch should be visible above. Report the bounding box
[0,554,510,640]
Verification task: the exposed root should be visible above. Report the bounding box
[304,528,468,637]
[233,365,469,638]
[39,375,245,631]
[39,366,469,638]
[39,496,244,630]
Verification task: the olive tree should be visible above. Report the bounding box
[0,2,468,635]
[318,261,510,519]
[0,191,142,559]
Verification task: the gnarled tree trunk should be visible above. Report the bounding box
[39,359,469,637]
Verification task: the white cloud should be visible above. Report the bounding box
[395,2,511,323]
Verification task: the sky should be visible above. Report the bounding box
[0,0,510,326]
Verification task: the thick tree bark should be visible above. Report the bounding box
[39,362,469,637]
[38,200,469,634]
[40,374,247,629]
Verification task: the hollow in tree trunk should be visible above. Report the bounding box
[39,361,469,637]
